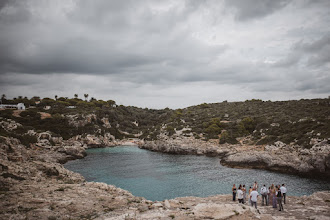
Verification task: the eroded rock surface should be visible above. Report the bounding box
[1,136,329,219]
[141,136,330,179]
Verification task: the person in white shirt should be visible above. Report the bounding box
[260,184,268,206]
[280,184,287,204]
[237,186,244,204]
[250,188,259,209]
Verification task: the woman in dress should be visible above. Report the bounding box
[242,185,246,204]
[273,186,278,208]
[269,184,275,206]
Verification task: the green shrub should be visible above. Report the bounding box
[16,134,37,147]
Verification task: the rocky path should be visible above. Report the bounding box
[98,192,330,220]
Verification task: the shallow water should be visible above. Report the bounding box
[64,146,330,201]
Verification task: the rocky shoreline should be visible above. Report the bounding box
[1,133,330,219]
[140,135,330,180]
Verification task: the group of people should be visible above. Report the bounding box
[232,181,287,211]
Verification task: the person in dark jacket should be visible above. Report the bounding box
[232,184,237,201]
[277,186,284,211]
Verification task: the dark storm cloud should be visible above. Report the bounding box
[0,0,329,108]
[0,0,9,10]
[225,0,290,21]
[0,0,225,80]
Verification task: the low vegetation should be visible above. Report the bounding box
[1,95,329,148]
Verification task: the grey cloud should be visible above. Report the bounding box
[294,76,330,93]
[0,0,9,10]
[0,0,330,108]
[274,35,330,67]
[225,0,290,21]
[0,0,32,24]
[0,0,224,78]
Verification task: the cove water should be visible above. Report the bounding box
[64,146,330,201]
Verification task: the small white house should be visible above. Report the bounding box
[17,103,25,110]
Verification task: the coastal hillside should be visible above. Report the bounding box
[1,96,329,148]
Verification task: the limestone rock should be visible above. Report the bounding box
[141,136,330,179]
[164,199,171,209]
[0,136,330,220]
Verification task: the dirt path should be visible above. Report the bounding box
[12,110,23,117]
[38,112,52,119]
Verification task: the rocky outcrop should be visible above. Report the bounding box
[0,118,22,131]
[1,136,330,219]
[66,113,97,127]
[221,140,330,179]
[141,136,330,180]
[140,135,230,157]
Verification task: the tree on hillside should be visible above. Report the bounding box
[55,95,58,101]
[107,100,116,107]
[84,94,89,101]
[1,94,6,103]
[74,94,78,99]
[31,96,40,101]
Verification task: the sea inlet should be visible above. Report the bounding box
[64,146,330,201]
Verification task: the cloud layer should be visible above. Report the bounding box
[0,0,329,108]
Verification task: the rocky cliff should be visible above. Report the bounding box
[1,135,330,219]
[140,135,330,180]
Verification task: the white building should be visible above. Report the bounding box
[17,103,25,110]
[0,103,25,110]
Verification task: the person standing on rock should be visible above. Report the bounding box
[268,186,273,206]
[277,186,284,211]
[260,184,268,206]
[272,186,278,208]
[253,181,258,191]
[248,186,253,205]
[267,186,271,206]
[250,188,259,209]
[242,185,247,203]
[280,184,287,204]
[232,184,237,201]
[237,186,244,204]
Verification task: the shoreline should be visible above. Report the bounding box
[1,136,330,219]
[139,136,330,181]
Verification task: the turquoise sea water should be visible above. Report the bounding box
[64,146,330,201]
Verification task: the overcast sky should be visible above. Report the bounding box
[0,0,329,109]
